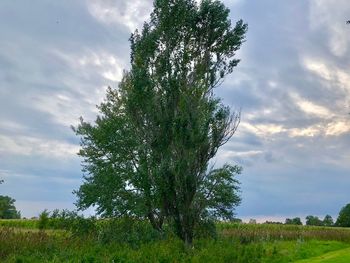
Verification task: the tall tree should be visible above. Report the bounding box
[74,0,247,245]
[285,217,302,225]
[323,215,334,227]
[306,215,323,226]
[336,203,350,227]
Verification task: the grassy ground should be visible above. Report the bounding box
[1,220,350,262]
[295,247,350,263]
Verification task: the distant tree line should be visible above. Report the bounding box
[284,217,302,225]
[279,203,350,227]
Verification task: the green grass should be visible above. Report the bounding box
[294,247,350,263]
[263,240,349,263]
[0,219,37,229]
[1,228,348,263]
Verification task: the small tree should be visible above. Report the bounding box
[285,217,302,225]
[323,215,334,227]
[336,204,350,227]
[248,219,257,224]
[38,209,50,230]
[74,0,247,245]
[306,215,323,226]
[0,195,21,219]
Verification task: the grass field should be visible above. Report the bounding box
[1,219,350,262]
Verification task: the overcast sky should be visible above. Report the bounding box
[1,0,350,222]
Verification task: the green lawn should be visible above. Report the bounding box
[294,247,350,263]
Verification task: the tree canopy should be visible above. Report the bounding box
[285,217,302,225]
[0,195,21,219]
[323,215,334,227]
[305,215,323,226]
[336,203,350,227]
[74,0,247,244]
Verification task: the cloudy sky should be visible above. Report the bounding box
[1,0,350,222]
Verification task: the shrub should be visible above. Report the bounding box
[194,219,217,239]
[96,217,165,247]
[71,216,97,237]
[38,210,49,230]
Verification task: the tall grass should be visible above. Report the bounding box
[218,222,350,243]
[0,219,37,229]
[1,226,349,263]
[1,219,350,262]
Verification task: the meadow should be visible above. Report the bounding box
[1,218,350,262]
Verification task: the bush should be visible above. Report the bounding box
[71,216,97,237]
[194,219,217,239]
[38,210,49,230]
[47,209,78,230]
[96,217,165,247]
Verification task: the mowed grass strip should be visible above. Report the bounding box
[294,247,350,263]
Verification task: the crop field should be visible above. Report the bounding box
[1,219,350,262]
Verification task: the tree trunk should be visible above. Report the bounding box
[147,212,163,232]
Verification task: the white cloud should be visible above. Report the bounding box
[303,57,333,81]
[30,49,126,127]
[288,119,350,138]
[325,120,350,136]
[309,0,350,57]
[87,0,153,32]
[302,57,350,95]
[0,135,79,159]
[289,125,322,138]
[240,122,286,137]
[52,49,125,83]
[290,92,333,118]
[0,120,27,132]
[222,150,264,158]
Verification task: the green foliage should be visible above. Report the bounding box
[1,224,350,262]
[74,0,247,245]
[48,209,79,230]
[323,215,334,227]
[0,195,20,219]
[38,210,49,230]
[336,203,350,227]
[306,215,324,226]
[193,219,217,239]
[96,217,167,247]
[285,217,303,225]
